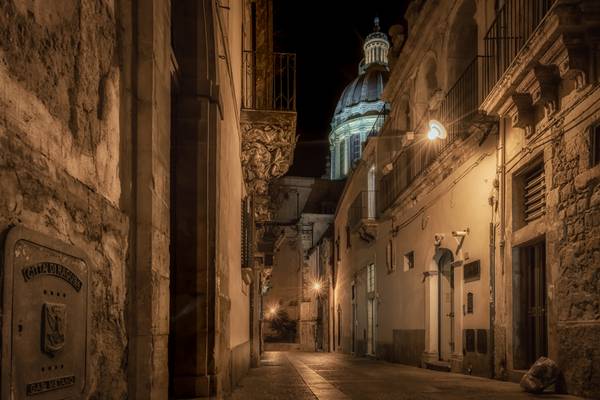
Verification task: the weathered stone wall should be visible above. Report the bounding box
[0,0,128,397]
[548,90,600,397]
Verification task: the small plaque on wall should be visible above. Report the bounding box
[463,260,481,282]
[2,226,90,400]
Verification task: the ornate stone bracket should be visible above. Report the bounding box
[241,109,298,221]
[557,34,589,90]
[501,93,534,137]
[530,65,560,118]
[358,221,378,243]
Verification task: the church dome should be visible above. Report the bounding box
[333,65,389,123]
[328,17,390,180]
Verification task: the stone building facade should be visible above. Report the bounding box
[0,0,296,399]
[332,0,600,397]
[264,177,341,351]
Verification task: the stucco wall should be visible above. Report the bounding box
[215,0,250,391]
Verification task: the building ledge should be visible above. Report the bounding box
[481,0,600,129]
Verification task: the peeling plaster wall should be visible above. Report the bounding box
[0,0,128,397]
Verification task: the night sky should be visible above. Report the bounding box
[274,1,408,177]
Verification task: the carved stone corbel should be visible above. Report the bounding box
[556,33,589,90]
[241,109,298,221]
[530,65,560,118]
[506,93,534,136]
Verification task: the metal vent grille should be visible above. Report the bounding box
[524,165,545,222]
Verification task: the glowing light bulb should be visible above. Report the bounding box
[427,119,447,141]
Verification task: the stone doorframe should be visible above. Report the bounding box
[422,246,464,371]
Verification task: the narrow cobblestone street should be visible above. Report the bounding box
[229,352,583,400]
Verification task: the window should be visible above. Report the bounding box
[467,292,474,314]
[591,123,600,167]
[345,225,351,249]
[386,239,396,273]
[367,263,376,293]
[350,134,361,165]
[340,139,347,175]
[241,198,252,268]
[403,251,414,271]
[523,163,545,223]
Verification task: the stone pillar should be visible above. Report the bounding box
[126,0,172,398]
[170,0,220,397]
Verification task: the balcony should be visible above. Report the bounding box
[482,0,556,100]
[240,51,298,222]
[379,57,491,213]
[242,51,296,112]
[348,191,378,242]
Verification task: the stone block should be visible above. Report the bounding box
[520,357,560,393]
[558,324,600,398]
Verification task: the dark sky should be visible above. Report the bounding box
[274,1,408,177]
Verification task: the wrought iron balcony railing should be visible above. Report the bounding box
[482,0,556,99]
[348,190,377,231]
[242,51,297,112]
[379,57,483,212]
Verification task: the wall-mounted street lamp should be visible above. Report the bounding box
[266,304,279,319]
[309,277,326,297]
[427,119,447,141]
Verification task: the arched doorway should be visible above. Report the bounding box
[437,250,454,361]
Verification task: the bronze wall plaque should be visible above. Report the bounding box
[2,226,90,399]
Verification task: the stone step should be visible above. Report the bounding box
[425,360,451,372]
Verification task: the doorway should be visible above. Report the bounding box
[438,253,454,361]
[351,282,356,353]
[366,264,376,356]
[367,298,375,355]
[514,240,547,368]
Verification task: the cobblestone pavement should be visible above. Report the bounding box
[229,351,584,400]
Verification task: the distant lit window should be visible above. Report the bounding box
[367,263,376,293]
[403,251,414,271]
[386,239,395,273]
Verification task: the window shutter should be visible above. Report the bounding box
[524,165,545,223]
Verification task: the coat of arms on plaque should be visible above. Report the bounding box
[42,302,67,356]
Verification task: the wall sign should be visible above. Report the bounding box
[463,260,481,282]
[2,226,90,400]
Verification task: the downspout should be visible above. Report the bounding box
[489,219,496,379]
[490,119,505,379]
[500,119,507,377]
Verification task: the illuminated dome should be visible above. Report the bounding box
[329,17,390,180]
[332,65,389,129]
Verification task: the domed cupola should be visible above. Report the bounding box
[328,18,390,180]
[360,17,390,73]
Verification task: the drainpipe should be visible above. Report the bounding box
[489,220,496,379]
[490,120,505,379]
